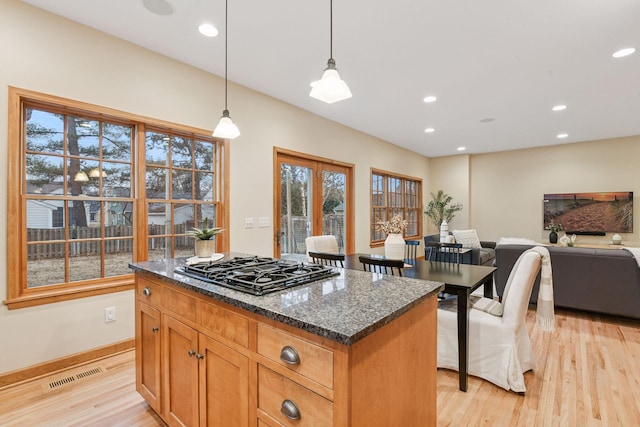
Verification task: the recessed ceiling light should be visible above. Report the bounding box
[423,96,437,103]
[557,133,569,139]
[424,128,435,133]
[457,146,466,151]
[143,0,173,15]
[612,47,636,58]
[480,118,495,123]
[198,23,219,37]
[552,105,567,111]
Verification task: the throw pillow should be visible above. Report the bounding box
[451,229,482,249]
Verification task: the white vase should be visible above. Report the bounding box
[384,233,405,260]
[195,239,215,258]
[440,220,449,242]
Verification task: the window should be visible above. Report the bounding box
[370,169,422,245]
[6,88,227,309]
[145,130,221,261]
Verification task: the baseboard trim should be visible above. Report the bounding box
[0,338,134,390]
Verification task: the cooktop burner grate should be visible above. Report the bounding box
[174,256,339,296]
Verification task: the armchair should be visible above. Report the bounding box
[424,233,496,266]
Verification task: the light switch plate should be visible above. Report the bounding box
[258,217,270,227]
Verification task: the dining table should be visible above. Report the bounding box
[343,253,497,392]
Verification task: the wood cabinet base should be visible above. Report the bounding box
[135,272,437,426]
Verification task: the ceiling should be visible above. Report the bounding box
[20,0,640,157]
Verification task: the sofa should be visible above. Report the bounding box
[424,233,496,266]
[494,244,640,319]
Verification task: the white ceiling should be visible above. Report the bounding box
[20,0,640,157]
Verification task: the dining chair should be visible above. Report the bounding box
[425,242,463,264]
[405,240,420,263]
[305,235,339,262]
[308,251,345,267]
[437,248,543,393]
[358,255,404,276]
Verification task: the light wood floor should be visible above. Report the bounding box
[1,308,638,426]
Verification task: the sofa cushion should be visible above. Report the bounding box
[452,229,482,249]
[477,248,496,265]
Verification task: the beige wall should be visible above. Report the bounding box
[431,136,640,244]
[0,0,429,374]
[427,155,470,234]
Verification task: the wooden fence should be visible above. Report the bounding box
[26,224,194,260]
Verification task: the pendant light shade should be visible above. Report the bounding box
[213,0,240,139]
[213,109,241,139]
[310,0,351,104]
[309,58,352,104]
[74,171,89,182]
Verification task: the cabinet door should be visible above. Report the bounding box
[163,315,199,427]
[199,333,249,427]
[136,301,161,413]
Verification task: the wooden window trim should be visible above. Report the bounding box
[370,168,423,247]
[5,87,229,309]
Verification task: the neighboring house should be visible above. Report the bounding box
[26,199,62,228]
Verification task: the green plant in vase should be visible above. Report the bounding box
[424,190,463,230]
[545,219,563,244]
[191,217,224,258]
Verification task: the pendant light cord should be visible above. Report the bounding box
[224,0,228,110]
[329,0,333,59]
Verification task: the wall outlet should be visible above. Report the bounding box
[105,306,116,323]
[244,217,254,228]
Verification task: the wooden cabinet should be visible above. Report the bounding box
[135,275,249,427]
[135,271,438,426]
[135,301,161,413]
[198,333,249,426]
[162,314,199,427]
[258,365,333,426]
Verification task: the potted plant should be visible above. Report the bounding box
[378,214,408,260]
[545,219,563,244]
[191,217,224,258]
[424,190,463,231]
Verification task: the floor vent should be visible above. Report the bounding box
[45,366,105,391]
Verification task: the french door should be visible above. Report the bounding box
[274,149,353,260]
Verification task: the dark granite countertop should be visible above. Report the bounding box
[130,253,443,346]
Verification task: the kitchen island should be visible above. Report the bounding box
[131,254,443,426]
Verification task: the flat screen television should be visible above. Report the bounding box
[543,192,633,234]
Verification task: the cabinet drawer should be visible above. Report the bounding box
[136,278,162,307]
[258,366,333,426]
[163,286,197,323]
[257,324,333,389]
[200,301,249,348]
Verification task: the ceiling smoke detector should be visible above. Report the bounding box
[143,0,173,16]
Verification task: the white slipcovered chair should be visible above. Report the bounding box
[437,249,543,393]
[305,235,339,262]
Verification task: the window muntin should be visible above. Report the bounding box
[370,169,422,245]
[24,107,135,289]
[144,130,219,261]
[7,88,226,308]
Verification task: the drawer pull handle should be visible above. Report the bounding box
[142,287,151,297]
[280,399,301,420]
[196,353,205,360]
[280,346,300,365]
[188,349,196,357]
[152,326,159,332]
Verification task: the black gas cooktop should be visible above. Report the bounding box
[174,256,339,296]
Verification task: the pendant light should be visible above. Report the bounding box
[309,0,352,104]
[74,171,89,182]
[213,0,240,139]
